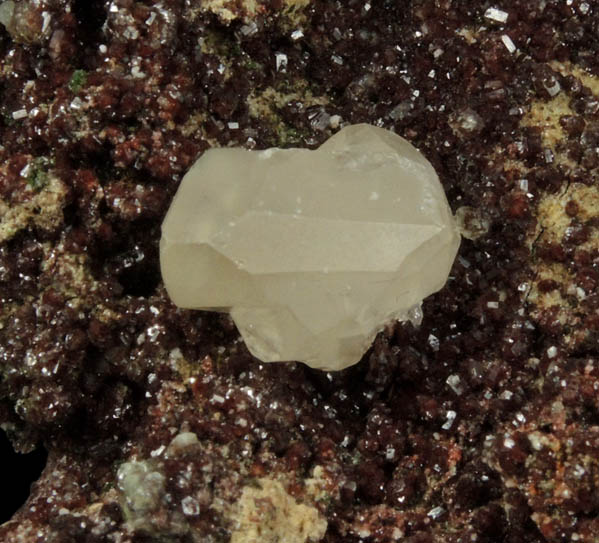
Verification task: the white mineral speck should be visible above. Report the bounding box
[275,52,287,72]
[501,34,516,53]
[146,324,161,342]
[70,97,83,110]
[117,461,166,513]
[446,375,463,395]
[123,26,139,40]
[150,445,166,457]
[291,29,304,40]
[499,390,513,400]
[547,346,557,359]
[484,7,508,23]
[457,108,483,132]
[427,506,445,519]
[167,432,200,456]
[442,410,457,430]
[389,101,413,121]
[24,350,38,366]
[240,21,258,36]
[131,65,146,79]
[428,334,440,352]
[228,122,239,130]
[527,431,543,451]
[182,496,200,516]
[12,109,27,120]
[407,304,423,326]
[544,80,561,97]
[41,11,51,33]
[309,110,330,130]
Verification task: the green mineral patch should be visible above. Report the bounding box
[68,69,88,94]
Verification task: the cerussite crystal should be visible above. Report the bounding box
[160,124,460,370]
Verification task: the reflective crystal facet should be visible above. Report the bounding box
[160,124,460,370]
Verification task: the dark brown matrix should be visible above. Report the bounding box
[1,0,599,542]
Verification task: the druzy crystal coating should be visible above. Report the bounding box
[160,124,460,370]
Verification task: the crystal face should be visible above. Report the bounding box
[160,124,460,370]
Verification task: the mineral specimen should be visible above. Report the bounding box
[160,124,460,370]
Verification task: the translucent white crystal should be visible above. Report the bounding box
[160,124,460,370]
[484,7,508,23]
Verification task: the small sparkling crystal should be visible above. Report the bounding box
[484,7,508,23]
[160,124,460,370]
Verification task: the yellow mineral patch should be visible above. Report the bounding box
[283,0,310,9]
[521,92,571,150]
[456,27,478,45]
[526,262,572,324]
[229,478,327,543]
[520,61,599,168]
[247,85,328,145]
[526,182,599,338]
[201,0,258,23]
[40,248,99,303]
[535,183,599,246]
[279,0,311,28]
[565,183,599,223]
[550,60,599,96]
[248,85,328,122]
[535,191,573,244]
[304,465,338,504]
[0,175,67,243]
[179,112,222,149]
[201,0,310,23]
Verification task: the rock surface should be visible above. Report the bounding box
[161,124,460,369]
[2,1,599,542]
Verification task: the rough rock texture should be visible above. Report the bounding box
[161,124,460,370]
[1,1,599,542]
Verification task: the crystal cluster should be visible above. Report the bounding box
[160,124,460,370]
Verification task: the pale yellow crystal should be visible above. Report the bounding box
[160,124,460,370]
